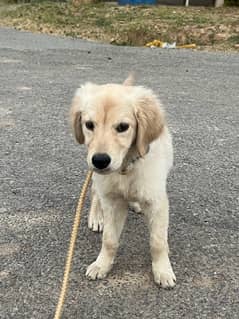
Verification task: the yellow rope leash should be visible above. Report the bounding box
[54,170,93,319]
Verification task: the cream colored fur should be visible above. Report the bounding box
[70,77,176,288]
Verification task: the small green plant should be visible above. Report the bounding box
[225,0,239,6]
[228,35,239,43]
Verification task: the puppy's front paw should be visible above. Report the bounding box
[129,201,142,213]
[86,260,111,280]
[153,262,176,288]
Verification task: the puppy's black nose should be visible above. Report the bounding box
[92,153,111,170]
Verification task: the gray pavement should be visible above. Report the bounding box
[0,27,238,319]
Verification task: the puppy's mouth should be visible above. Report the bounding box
[92,167,113,175]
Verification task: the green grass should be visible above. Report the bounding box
[0,2,239,51]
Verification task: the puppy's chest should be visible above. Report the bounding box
[98,174,140,201]
[115,177,138,200]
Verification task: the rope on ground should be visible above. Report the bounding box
[54,170,93,319]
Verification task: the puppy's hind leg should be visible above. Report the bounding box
[129,201,142,213]
[88,185,104,232]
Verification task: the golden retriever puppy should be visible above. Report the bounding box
[70,77,176,288]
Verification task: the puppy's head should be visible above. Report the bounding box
[70,77,165,174]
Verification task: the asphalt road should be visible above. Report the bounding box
[0,27,238,319]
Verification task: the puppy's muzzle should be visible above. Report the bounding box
[92,153,111,170]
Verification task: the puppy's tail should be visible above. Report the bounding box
[123,73,135,86]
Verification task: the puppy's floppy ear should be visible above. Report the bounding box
[135,94,165,157]
[70,95,84,144]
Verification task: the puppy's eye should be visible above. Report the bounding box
[85,121,94,131]
[116,123,129,133]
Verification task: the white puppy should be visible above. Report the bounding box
[70,77,176,288]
